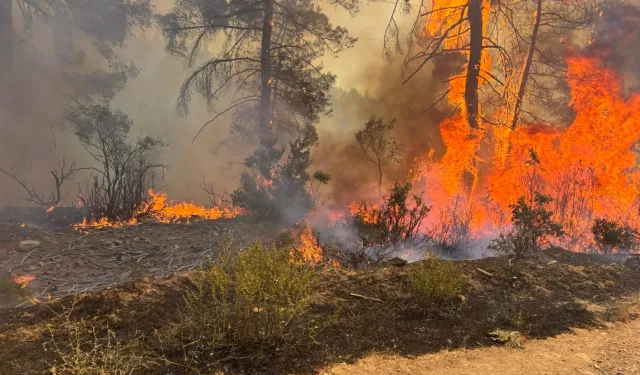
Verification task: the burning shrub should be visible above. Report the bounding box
[68,103,167,220]
[184,238,316,349]
[334,182,430,268]
[591,218,638,254]
[409,257,464,305]
[429,195,474,253]
[232,125,330,223]
[488,193,564,258]
[352,182,430,247]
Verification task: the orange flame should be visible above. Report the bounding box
[12,274,36,288]
[74,190,242,230]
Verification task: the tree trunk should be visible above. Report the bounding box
[259,0,274,140]
[377,163,383,198]
[0,0,12,91]
[509,0,542,130]
[461,0,483,195]
[465,0,483,130]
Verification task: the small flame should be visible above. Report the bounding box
[12,274,36,288]
[291,222,323,265]
[46,205,55,213]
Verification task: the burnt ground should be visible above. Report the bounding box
[0,218,281,304]
[0,221,639,375]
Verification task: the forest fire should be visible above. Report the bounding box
[405,55,640,252]
[74,190,242,230]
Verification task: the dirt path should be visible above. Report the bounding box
[322,320,640,375]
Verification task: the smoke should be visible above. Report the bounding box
[0,1,246,207]
[313,56,460,205]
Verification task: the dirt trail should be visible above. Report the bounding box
[323,320,640,375]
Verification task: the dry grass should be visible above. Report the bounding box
[488,329,525,349]
[47,326,149,375]
[408,257,465,305]
[0,278,27,301]
[604,294,640,323]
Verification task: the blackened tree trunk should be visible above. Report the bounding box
[260,0,274,140]
[0,0,12,89]
[509,0,542,130]
[465,0,483,130]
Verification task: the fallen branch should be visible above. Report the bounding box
[476,267,494,277]
[349,292,382,302]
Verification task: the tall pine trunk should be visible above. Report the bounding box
[259,0,274,140]
[462,0,483,195]
[464,0,483,131]
[509,0,542,130]
[0,0,12,91]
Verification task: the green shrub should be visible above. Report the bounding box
[488,193,563,258]
[184,238,317,348]
[409,258,464,305]
[592,218,637,254]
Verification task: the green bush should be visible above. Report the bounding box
[488,193,563,258]
[409,258,464,305]
[592,218,637,254]
[184,238,317,349]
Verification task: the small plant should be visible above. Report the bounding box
[429,195,474,252]
[604,295,640,323]
[351,182,430,248]
[488,193,564,258]
[184,237,316,349]
[341,182,430,267]
[48,326,147,375]
[409,257,464,305]
[488,329,525,349]
[592,218,637,254]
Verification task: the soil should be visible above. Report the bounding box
[0,219,281,304]
[323,318,640,375]
[1,219,640,375]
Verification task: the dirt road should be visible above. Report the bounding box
[323,319,640,375]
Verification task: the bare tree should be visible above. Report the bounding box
[68,103,167,219]
[355,116,401,197]
[0,156,81,209]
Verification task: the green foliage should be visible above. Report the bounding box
[352,182,430,248]
[184,238,316,349]
[592,218,637,254]
[409,258,464,305]
[232,126,330,222]
[489,193,564,258]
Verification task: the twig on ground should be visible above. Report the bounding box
[349,292,382,302]
[476,268,494,277]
